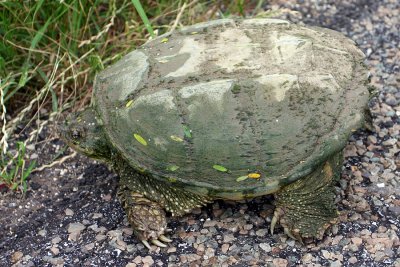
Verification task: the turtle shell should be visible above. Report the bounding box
[93,18,369,199]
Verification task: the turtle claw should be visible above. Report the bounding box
[142,236,172,249]
[142,240,152,250]
[159,234,172,243]
[270,213,278,235]
[284,227,296,240]
[151,239,167,247]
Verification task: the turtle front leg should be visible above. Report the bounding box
[270,156,341,241]
[117,188,172,249]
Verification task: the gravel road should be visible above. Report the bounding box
[1,0,399,266]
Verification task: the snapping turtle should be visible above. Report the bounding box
[60,18,370,248]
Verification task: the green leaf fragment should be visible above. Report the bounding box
[213,165,228,172]
[126,99,134,108]
[170,135,184,142]
[161,37,169,43]
[167,165,180,171]
[134,133,147,146]
[182,125,192,138]
[236,176,248,182]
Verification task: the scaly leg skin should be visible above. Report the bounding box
[270,155,342,242]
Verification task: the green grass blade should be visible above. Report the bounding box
[131,0,155,37]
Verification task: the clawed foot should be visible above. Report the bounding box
[270,206,338,243]
[119,190,173,249]
[128,201,172,249]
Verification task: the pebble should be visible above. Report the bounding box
[11,251,23,263]
[38,229,47,237]
[259,243,272,252]
[65,208,74,216]
[272,258,288,267]
[142,256,154,265]
[92,213,103,219]
[50,246,60,255]
[51,236,62,244]
[221,243,230,253]
[84,242,95,251]
[67,222,85,233]
[255,228,268,236]
[385,96,399,106]
[367,135,378,144]
[223,234,235,243]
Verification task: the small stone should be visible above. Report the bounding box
[95,234,107,242]
[126,263,137,267]
[133,256,142,264]
[385,95,399,106]
[223,234,235,243]
[142,256,154,265]
[259,243,272,252]
[50,246,60,255]
[364,151,374,158]
[389,206,400,217]
[330,260,342,267]
[38,229,47,237]
[255,228,268,236]
[221,243,230,253]
[52,236,62,244]
[374,251,386,261]
[302,253,313,263]
[272,258,288,267]
[203,219,217,227]
[382,138,397,146]
[351,237,363,246]
[367,135,378,144]
[84,242,95,251]
[92,213,103,219]
[167,247,176,253]
[321,250,332,259]
[42,256,64,265]
[68,232,80,242]
[11,251,23,263]
[348,256,358,264]
[65,208,74,216]
[67,222,85,233]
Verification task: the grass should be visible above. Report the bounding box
[0,0,270,193]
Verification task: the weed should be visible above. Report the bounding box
[0,142,36,194]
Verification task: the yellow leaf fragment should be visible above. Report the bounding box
[248,173,261,179]
[126,100,134,108]
[170,135,184,142]
[161,37,169,43]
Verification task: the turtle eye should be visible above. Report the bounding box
[71,129,81,140]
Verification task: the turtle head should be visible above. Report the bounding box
[59,108,111,161]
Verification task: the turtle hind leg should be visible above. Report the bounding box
[117,188,172,249]
[271,155,342,241]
